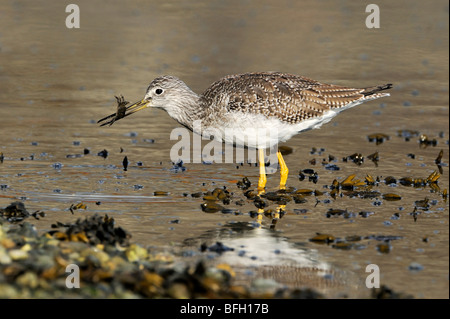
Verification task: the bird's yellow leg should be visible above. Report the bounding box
[268,151,289,229]
[256,210,263,227]
[277,150,289,190]
[257,148,267,195]
[255,148,266,226]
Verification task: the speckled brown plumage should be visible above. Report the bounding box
[201,72,392,124]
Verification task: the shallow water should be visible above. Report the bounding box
[0,0,448,298]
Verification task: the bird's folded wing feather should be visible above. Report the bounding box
[201,72,367,124]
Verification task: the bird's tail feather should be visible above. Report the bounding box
[362,83,393,96]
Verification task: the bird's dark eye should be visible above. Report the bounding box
[155,88,163,95]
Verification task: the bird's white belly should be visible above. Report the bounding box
[199,107,351,149]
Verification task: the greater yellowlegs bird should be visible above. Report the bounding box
[98,72,392,196]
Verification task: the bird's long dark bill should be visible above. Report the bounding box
[97,99,149,126]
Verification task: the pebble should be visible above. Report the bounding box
[125,244,148,262]
[310,233,335,243]
[154,191,169,196]
[0,246,12,264]
[324,164,340,171]
[9,249,29,260]
[408,262,424,272]
[201,202,224,213]
[51,162,63,169]
[16,271,39,289]
[251,278,281,294]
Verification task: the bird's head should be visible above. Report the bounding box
[127,76,199,120]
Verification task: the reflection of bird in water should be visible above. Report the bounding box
[184,222,361,297]
[98,72,392,223]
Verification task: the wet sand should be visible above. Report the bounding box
[0,0,448,298]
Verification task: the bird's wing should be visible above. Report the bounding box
[202,72,372,124]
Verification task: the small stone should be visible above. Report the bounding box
[97,149,108,158]
[201,202,224,213]
[154,191,169,196]
[377,243,391,253]
[81,247,110,265]
[16,271,39,289]
[0,246,12,264]
[251,278,281,294]
[382,193,402,201]
[9,249,29,260]
[125,244,148,262]
[216,263,236,278]
[408,262,424,272]
[167,283,190,299]
[310,233,335,243]
[324,164,340,171]
[1,238,16,249]
[0,284,18,298]
[51,162,63,169]
[278,146,293,155]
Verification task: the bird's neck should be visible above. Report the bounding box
[165,91,205,131]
